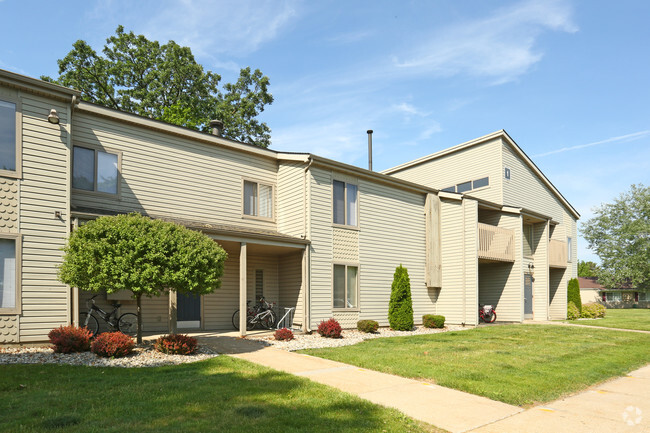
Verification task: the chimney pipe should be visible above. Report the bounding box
[209,119,224,137]
[367,130,373,171]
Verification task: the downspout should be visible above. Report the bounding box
[67,95,79,325]
[462,197,466,325]
[303,157,313,331]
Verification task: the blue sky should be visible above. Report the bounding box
[1,0,649,262]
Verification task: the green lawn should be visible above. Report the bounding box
[567,308,650,331]
[302,324,650,406]
[0,356,440,433]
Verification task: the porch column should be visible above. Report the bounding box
[169,290,178,334]
[239,242,247,337]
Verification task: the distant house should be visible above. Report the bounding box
[578,277,648,308]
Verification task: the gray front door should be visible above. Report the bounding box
[524,273,533,319]
[177,293,201,329]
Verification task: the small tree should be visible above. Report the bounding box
[58,213,227,343]
[567,277,582,313]
[388,265,414,331]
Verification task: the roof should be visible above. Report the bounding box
[578,276,638,291]
[382,130,580,219]
[0,68,81,101]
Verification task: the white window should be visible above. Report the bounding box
[639,292,647,301]
[0,237,18,312]
[0,97,21,177]
[473,177,489,189]
[567,237,573,262]
[605,292,621,302]
[243,180,273,219]
[333,180,358,226]
[456,181,472,193]
[72,146,119,194]
[333,264,358,309]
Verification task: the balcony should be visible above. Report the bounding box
[478,223,515,263]
[549,239,568,268]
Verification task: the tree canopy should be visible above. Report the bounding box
[581,184,650,290]
[43,26,273,147]
[58,213,227,342]
[577,260,599,278]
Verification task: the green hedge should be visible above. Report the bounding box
[567,301,580,320]
[567,278,582,312]
[388,265,414,331]
[357,320,379,333]
[422,315,445,328]
[581,303,606,318]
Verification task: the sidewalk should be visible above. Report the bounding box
[198,333,649,433]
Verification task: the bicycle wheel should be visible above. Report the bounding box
[488,311,497,323]
[260,311,276,330]
[79,313,99,337]
[117,313,138,336]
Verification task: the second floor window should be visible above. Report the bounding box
[72,146,119,194]
[333,180,358,226]
[243,180,273,218]
[0,99,17,174]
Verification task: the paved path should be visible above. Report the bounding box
[198,333,649,433]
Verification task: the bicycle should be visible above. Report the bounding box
[232,297,276,331]
[80,294,138,337]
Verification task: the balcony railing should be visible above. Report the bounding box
[478,223,515,263]
[549,239,568,268]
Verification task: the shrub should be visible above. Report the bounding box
[581,303,606,319]
[91,332,135,358]
[388,265,414,331]
[567,301,580,320]
[357,320,379,333]
[317,318,342,338]
[154,334,198,355]
[274,328,294,341]
[567,278,582,313]
[48,326,92,354]
[422,314,445,328]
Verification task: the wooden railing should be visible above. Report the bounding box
[478,223,515,263]
[549,239,568,268]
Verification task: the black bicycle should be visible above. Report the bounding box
[80,294,138,337]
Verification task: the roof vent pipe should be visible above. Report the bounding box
[367,129,373,171]
[209,119,224,137]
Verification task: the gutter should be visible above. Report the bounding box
[303,157,313,332]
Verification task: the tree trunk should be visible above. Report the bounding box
[136,294,143,344]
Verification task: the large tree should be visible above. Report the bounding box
[58,213,228,343]
[581,184,650,290]
[577,260,599,278]
[42,26,273,147]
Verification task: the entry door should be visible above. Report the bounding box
[524,273,533,319]
[177,293,201,329]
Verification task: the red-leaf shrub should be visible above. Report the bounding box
[274,328,294,341]
[91,332,135,358]
[48,325,92,353]
[317,318,342,338]
[154,334,198,355]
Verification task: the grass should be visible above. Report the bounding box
[302,324,650,406]
[567,308,650,331]
[0,356,441,433]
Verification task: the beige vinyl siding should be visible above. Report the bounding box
[388,138,503,203]
[19,94,70,341]
[532,222,549,320]
[437,198,479,325]
[307,167,334,327]
[333,227,359,262]
[72,112,278,231]
[493,212,523,322]
[277,162,306,238]
[479,263,515,318]
[358,178,428,326]
[549,268,567,319]
[79,291,169,333]
[278,251,304,328]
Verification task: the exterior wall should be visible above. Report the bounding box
[437,198,479,325]
[18,92,71,342]
[278,251,304,328]
[277,161,306,238]
[549,268,568,319]
[387,138,503,203]
[307,165,430,328]
[580,288,601,304]
[532,222,549,320]
[72,111,278,231]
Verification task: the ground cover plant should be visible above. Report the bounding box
[317,318,342,338]
[567,308,650,331]
[302,324,650,406]
[0,357,440,433]
[48,326,92,353]
[91,332,135,358]
[154,334,198,355]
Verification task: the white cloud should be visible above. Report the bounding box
[326,30,373,45]
[393,102,429,117]
[393,0,577,84]
[533,130,650,157]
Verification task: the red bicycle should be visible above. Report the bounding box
[479,304,497,323]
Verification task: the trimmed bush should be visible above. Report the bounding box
[317,318,342,338]
[567,301,580,320]
[48,325,92,354]
[422,314,445,329]
[388,265,414,331]
[274,328,294,341]
[567,278,582,313]
[357,320,379,333]
[581,303,606,319]
[91,332,135,358]
[154,334,198,355]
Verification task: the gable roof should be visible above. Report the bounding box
[382,130,580,219]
